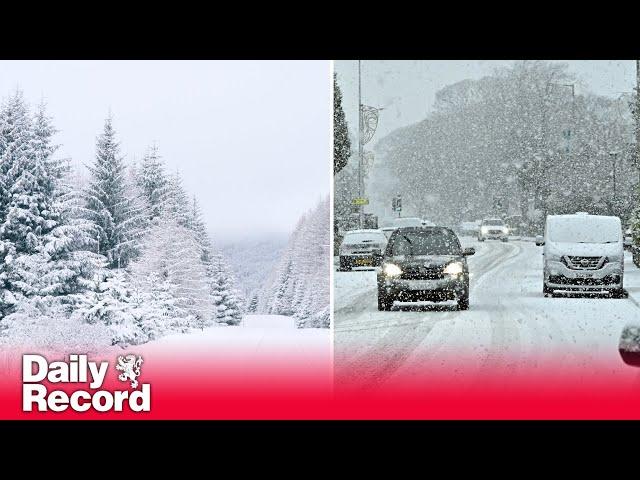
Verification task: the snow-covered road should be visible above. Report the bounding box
[334,238,640,393]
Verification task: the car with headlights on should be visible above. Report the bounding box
[377,226,475,311]
[477,218,509,242]
[339,229,387,271]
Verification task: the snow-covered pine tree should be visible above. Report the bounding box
[0,91,34,316]
[130,213,214,332]
[136,145,170,221]
[334,73,351,175]
[83,116,147,268]
[247,293,259,313]
[165,170,191,228]
[207,251,245,325]
[28,103,106,300]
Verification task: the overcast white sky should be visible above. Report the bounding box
[0,60,330,241]
[335,60,637,141]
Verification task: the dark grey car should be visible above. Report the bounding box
[376,227,475,311]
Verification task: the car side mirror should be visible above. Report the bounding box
[462,247,475,256]
[535,235,544,246]
[619,325,640,367]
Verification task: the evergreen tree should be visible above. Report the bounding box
[137,145,169,221]
[208,252,244,325]
[334,73,351,175]
[247,293,259,313]
[84,116,147,268]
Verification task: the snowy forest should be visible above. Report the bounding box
[257,197,330,328]
[336,61,640,235]
[0,90,247,350]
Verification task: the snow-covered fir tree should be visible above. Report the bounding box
[136,145,169,221]
[83,116,147,268]
[208,251,244,325]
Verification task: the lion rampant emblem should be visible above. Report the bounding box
[115,354,143,389]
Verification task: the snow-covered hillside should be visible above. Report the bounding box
[257,198,330,328]
[218,234,288,307]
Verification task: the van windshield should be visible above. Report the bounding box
[548,217,621,244]
[389,229,461,256]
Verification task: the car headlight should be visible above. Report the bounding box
[443,262,464,276]
[383,263,402,277]
[481,227,489,233]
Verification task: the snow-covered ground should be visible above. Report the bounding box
[334,237,640,392]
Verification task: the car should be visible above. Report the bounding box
[459,220,481,236]
[381,226,397,241]
[338,229,387,271]
[377,226,475,311]
[392,217,424,229]
[478,218,509,242]
[536,212,625,298]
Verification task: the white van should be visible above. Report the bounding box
[536,212,625,297]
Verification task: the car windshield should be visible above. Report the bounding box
[389,229,462,256]
[548,217,621,244]
[343,232,385,245]
[483,219,503,226]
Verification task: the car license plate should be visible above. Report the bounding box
[407,280,437,290]
[576,272,593,278]
[355,258,372,266]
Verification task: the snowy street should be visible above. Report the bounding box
[334,238,640,392]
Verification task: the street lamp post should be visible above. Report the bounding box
[610,151,619,214]
[358,60,364,229]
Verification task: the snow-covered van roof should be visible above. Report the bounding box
[546,213,621,244]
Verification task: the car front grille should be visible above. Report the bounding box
[488,229,503,234]
[400,266,445,280]
[565,256,604,270]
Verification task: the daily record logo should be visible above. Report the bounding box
[22,354,150,413]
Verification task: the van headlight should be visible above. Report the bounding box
[443,262,464,276]
[383,263,402,277]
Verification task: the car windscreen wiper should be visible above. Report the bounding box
[401,235,414,256]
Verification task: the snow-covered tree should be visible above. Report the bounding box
[207,252,244,325]
[83,116,147,268]
[334,73,351,175]
[258,197,330,328]
[130,214,214,329]
[137,145,169,221]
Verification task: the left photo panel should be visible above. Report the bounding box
[0,60,331,419]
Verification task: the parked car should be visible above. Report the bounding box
[338,229,387,271]
[381,226,397,241]
[477,218,509,242]
[536,212,625,297]
[377,226,475,311]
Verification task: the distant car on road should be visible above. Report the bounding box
[478,218,509,242]
[377,226,475,311]
[339,229,387,271]
[459,220,481,236]
[536,212,625,298]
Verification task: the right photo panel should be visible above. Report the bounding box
[333,60,640,417]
